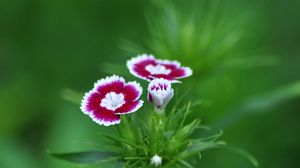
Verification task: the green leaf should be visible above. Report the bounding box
[221,146,259,167]
[113,161,125,168]
[186,140,226,154]
[180,101,192,127]
[179,159,194,168]
[61,88,83,105]
[195,130,223,141]
[165,120,200,153]
[49,151,118,164]
[173,119,200,143]
[213,81,300,129]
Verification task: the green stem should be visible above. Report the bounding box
[153,110,165,154]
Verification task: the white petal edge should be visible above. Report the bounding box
[126,54,155,81]
[80,90,94,115]
[81,75,126,115]
[148,78,172,91]
[175,66,193,79]
[115,100,144,115]
[126,81,143,101]
[156,58,193,80]
[148,78,172,105]
[156,58,181,67]
[89,112,121,126]
[148,92,163,107]
[93,75,125,92]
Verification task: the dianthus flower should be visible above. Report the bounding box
[127,54,192,82]
[80,75,143,126]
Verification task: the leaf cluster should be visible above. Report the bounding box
[50,97,225,167]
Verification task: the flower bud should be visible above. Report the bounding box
[150,154,162,167]
[147,78,174,113]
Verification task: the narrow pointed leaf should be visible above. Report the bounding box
[221,146,259,167]
[179,159,194,168]
[49,151,118,164]
[187,141,226,154]
[61,88,83,105]
[213,81,300,129]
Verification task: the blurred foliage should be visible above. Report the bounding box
[0,0,300,168]
[121,0,277,77]
[52,100,237,168]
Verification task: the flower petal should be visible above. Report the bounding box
[94,75,125,94]
[122,81,143,101]
[147,92,163,107]
[90,108,121,126]
[80,75,144,126]
[80,91,103,114]
[150,74,173,81]
[147,78,174,111]
[127,55,192,82]
[170,67,193,79]
[115,100,144,115]
[126,54,156,81]
[157,59,181,69]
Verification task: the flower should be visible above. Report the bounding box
[80,75,143,126]
[147,78,174,113]
[127,54,192,82]
[150,154,162,167]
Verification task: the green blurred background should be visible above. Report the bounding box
[0,0,299,167]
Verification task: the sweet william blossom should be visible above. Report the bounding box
[127,54,192,82]
[80,75,143,126]
[147,78,174,113]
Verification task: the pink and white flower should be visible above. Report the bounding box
[147,78,174,113]
[80,75,143,126]
[127,54,192,82]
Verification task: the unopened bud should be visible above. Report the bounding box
[147,78,174,113]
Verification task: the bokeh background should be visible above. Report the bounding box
[0,0,299,167]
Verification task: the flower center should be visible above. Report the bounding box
[100,92,125,111]
[145,64,171,75]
